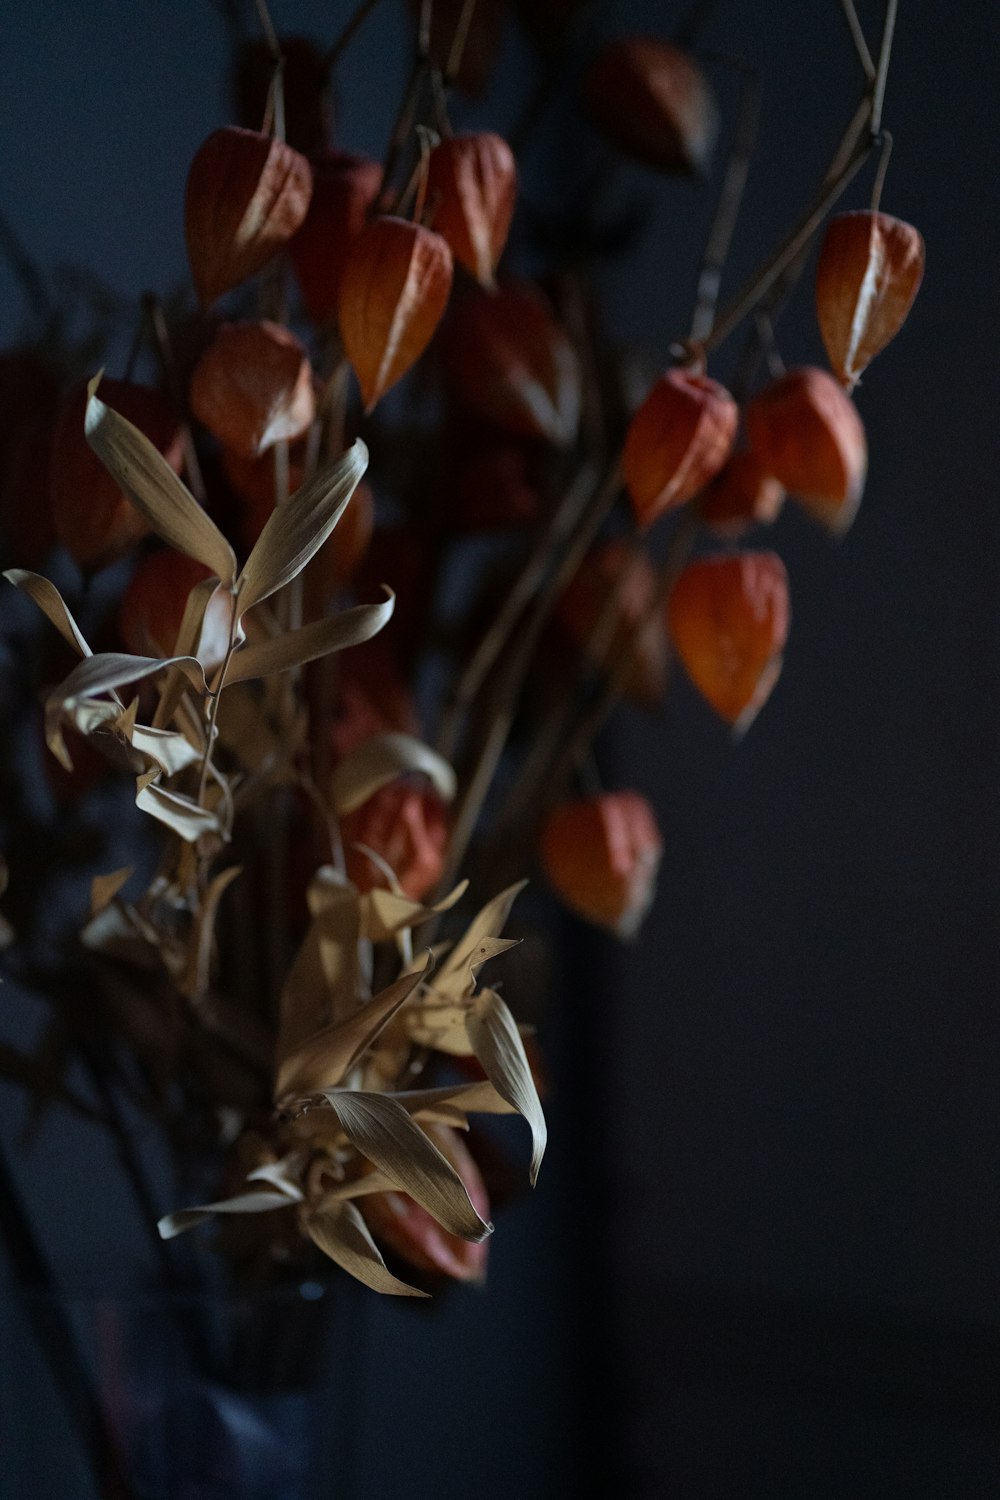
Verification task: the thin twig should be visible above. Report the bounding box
[871,0,898,135]
[839,0,876,80]
[143,294,206,504]
[870,128,893,212]
[690,61,762,343]
[445,0,478,82]
[325,0,385,68]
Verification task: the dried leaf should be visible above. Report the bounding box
[135,782,222,842]
[125,721,203,777]
[320,1090,492,1241]
[235,438,368,615]
[85,376,237,585]
[360,880,468,943]
[182,864,243,999]
[305,1200,429,1297]
[225,590,393,684]
[467,988,547,1184]
[158,1187,299,1240]
[4,570,91,656]
[89,866,134,919]
[331,731,457,816]
[434,880,526,998]
[276,956,430,1100]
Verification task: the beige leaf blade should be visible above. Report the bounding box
[276,955,430,1100]
[235,438,368,615]
[125,721,203,777]
[135,782,223,842]
[361,880,468,943]
[158,1187,298,1240]
[90,866,134,919]
[331,731,457,816]
[434,880,527,997]
[305,1200,429,1297]
[320,1090,492,1241]
[397,1078,518,1119]
[466,988,546,1185]
[85,377,237,585]
[4,570,92,656]
[50,651,207,711]
[182,864,243,999]
[225,591,394,685]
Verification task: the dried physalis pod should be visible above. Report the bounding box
[443,284,581,445]
[624,369,738,529]
[289,151,383,327]
[338,217,454,411]
[341,778,449,901]
[118,550,234,673]
[668,551,789,729]
[362,1125,490,1284]
[556,539,668,706]
[190,321,315,460]
[744,367,866,535]
[426,133,517,287]
[232,36,332,157]
[816,210,925,390]
[700,451,786,538]
[540,790,663,939]
[583,38,719,175]
[51,379,183,570]
[185,126,312,307]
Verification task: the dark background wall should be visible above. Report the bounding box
[2,2,999,1497]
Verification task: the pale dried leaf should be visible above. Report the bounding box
[361,880,468,943]
[305,1200,428,1297]
[331,731,457,816]
[396,1078,517,1118]
[125,721,203,776]
[158,1187,299,1240]
[320,1090,492,1240]
[50,651,206,713]
[4,570,92,656]
[182,864,242,999]
[467,988,546,1184]
[85,377,236,584]
[90,866,134,919]
[245,1154,307,1199]
[225,591,393,685]
[235,438,368,615]
[135,782,222,842]
[276,955,430,1100]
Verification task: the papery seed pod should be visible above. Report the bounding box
[668,551,789,728]
[341,777,449,901]
[540,790,663,939]
[449,440,544,530]
[624,369,738,529]
[289,151,384,326]
[443,284,581,445]
[583,38,719,175]
[556,539,668,706]
[185,127,313,307]
[816,210,925,390]
[361,1125,490,1283]
[744,367,866,535]
[426,133,517,287]
[50,379,184,571]
[118,550,234,673]
[232,37,332,157]
[700,450,786,538]
[338,218,453,411]
[190,321,315,460]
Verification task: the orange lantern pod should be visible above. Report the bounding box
[623,368,738,529]
[556,539,668,706]
[700,450,786,537]
[184,127,312,307]
[583,38,719,175]
[816,210,925,390]
[744,366,866,535]
[668,551,789,729]
[362,1125,490,1283]
[540,790,663,939]
[426,132,517,287]
[341,777,449,901]
[289,151,383,327]
[118,550,234,674]
[190,320,315,460]
[50,379,184,571]
[338,217,453,411]
[443,284,581,446]
[222,433,311,539]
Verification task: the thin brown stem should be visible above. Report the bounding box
[871,0,898,135]
[325,0,384,68]
[143,294,206,504]
[839,0,876,80]
[690,62,761,343]
[445,0,478,81]
[870,128,893,212]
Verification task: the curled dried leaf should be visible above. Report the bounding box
[331,731,457,815]
[305,1200,429,1297]
[466,988,547,1184]
[226,590,394,684]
